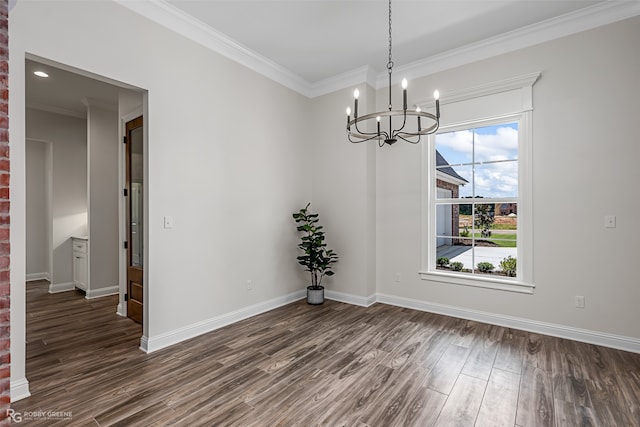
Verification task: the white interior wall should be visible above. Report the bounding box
[309,86,377,303]
[25,109,87,288]
[25,140,48,279]
[374,15,640,340]
[87,104,119,296]
[10,0,312,393]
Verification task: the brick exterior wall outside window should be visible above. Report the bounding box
[0,0,9,423]
[436,179,460,239]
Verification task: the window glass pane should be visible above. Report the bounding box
[474,123,518,163]
[474,161,518,198]
[435,129,473,165]
[435,122,519,199]
[436,163,472,199]
[435,203,455,245]
[458,203,473,233]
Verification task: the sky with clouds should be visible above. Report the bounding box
[436,122,518,199]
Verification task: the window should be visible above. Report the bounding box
[420,73,538,293]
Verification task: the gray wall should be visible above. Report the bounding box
[87,105,119,295]
[25,139,48,279]
[26,108,87,287]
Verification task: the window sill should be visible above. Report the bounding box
[419,270,534,294]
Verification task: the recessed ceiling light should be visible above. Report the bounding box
[33,71,49,78]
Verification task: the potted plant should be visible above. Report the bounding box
[292,203,339,305]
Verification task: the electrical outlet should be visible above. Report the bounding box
[604,215,616,228]
[247,280,253,290]
[395,273,401,283]
[575,295,585,308]
[163,215,174,229]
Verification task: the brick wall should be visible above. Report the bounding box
[0,0,9,423]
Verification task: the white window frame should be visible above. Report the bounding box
[419,73,540,294]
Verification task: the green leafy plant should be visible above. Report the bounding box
[292,203,339,289]
[437,257,450,267]
[475,204,495,238]
[499,256,517,277]
[477,261,494,273]
[460,224,470,237]
[450,261,464,271]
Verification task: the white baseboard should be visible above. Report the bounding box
[326,289,376,307]
[376,293,640,354]
[48,282,75,293]
[143,289,306,353]
[116,302,125,317]
[10,377,30,402]
[139,335,149,353]
[26,272,50,282]
[135,286,640,355]
[85,286,119,299]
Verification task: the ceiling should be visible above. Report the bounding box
[26,59,123,117]
[27,0,640,114]
[164,0,604,83]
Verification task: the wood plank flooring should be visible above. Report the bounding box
[11,280,640,426]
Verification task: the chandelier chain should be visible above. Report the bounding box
[387,0,393,73]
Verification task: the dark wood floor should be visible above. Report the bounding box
[11,281,640,426]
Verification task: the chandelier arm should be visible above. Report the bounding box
[353,118,375,138]
[391,110,409,138]
[396,134,422,144]
[348,109,439,142]
[348,132,386,144]
[396,121,440,136]
[350,117,387,138]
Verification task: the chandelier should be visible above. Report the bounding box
[346,0,440,146]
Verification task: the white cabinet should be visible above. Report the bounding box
[72,237,88,291]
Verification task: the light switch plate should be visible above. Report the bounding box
[163,216,174,229]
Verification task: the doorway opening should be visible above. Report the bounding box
[24,55,148,342]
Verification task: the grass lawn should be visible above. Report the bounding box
[491,223,517,230]
[468,233,517,247]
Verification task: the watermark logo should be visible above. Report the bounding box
[7,408,73,423]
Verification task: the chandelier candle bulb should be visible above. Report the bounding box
[416,106,422,130]
[353,88,359,118]
[434,90,440,118]
[402,78,408,110]
[346,107,351,130]
[377,116,381,136]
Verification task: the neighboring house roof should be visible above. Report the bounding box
[436,150,468,185]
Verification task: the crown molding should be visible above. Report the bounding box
[27,103,86,119]
[114,0,640,99]
[81,97,118,112]
[376,1,640,90]
[114,0,313,96]
[306,66,377,98]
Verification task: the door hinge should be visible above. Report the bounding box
[123,136,127,144]
[124,188,128,197]
[124,293,128,301]
[124,241,128,249]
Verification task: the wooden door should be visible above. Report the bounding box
[126,116,144,324]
